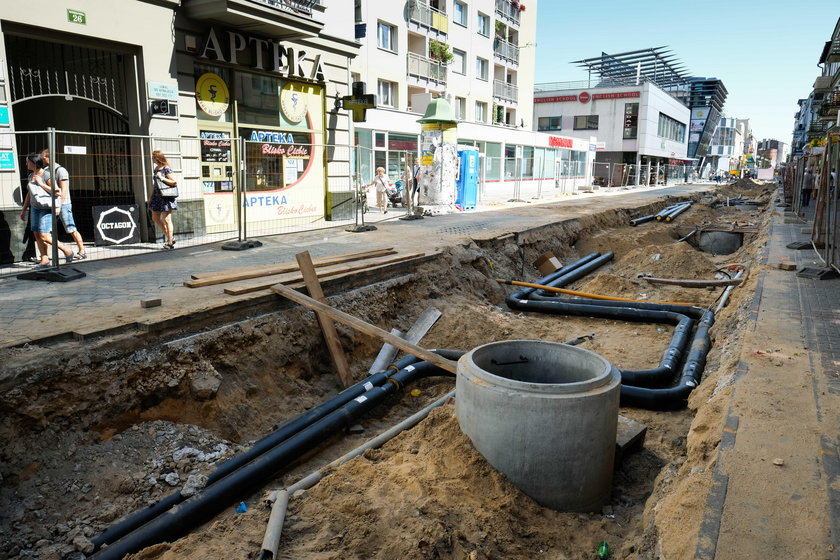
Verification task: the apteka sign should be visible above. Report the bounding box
[198,27,326,83]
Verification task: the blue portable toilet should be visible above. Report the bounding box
[456,148,479,210]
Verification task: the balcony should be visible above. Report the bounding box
[828,39,840,63]
[807,120,829,137]
[493,79,518,103]
[493,37,519,64]
[407,1,448,35]
[407,52,446,86]
[495,0,521,26]
[185,0,323,39]
[814,75,833,93]
[818,90,840,120]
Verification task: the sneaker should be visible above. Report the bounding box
[74,252,87,261]
[66,251,74,264]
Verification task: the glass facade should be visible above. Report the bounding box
[658,113,686,143]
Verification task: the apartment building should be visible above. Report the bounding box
[349,0,590,188]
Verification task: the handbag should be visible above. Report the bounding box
[154,175,179,198]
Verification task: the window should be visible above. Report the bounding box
[454,1,468,26]
[475,101,487,123]
[378,79,396,107]
[455,96,466,120]
[377,22,396,52]
[574,115,599,130]
[657,113,686,142]
[476,57,488,80]
[538,116,562,131]
[452,49,466,74]
[477,12,490,36]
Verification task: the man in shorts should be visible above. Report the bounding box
[41,149,86,260]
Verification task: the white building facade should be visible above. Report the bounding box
[533,81,690,185]
[350,0,592,193]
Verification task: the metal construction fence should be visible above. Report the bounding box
[785,138,840,273]
[591,162,700,188]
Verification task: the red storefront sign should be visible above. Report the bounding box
[578,91,590,103]
[535,95,577,103]
[549,136,573,148]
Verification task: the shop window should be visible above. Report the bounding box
[377,21,397,52]
[375,132,386,148]
[658,113,686,143]
[573,115,599,130]
[623,103,638,139]
[195,64,233,122]
[538,116,562,131]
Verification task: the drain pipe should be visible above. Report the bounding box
[91,358,460,560]
[91,355,420,551]
[664,202,692,222]
[714,269,745,313]
[630,214,657,227]
[258,388,458,560]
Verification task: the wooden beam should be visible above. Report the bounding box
[222,253,426,296]
[185,248,396,287]
[295,251,354,388]
[271,283,458,374]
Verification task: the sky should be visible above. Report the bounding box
[534,0,839,144]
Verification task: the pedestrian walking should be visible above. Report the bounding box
[149,150,179,250]
[40,148,87,260]
[368,166,391,214]
[802,167,814,207]
[20,153,74,267]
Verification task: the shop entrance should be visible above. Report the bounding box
[199,124,238,235]
[4,32,138,242]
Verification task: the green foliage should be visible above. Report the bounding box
[429,39,454,65]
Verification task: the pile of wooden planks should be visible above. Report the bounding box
[184,248,425,295]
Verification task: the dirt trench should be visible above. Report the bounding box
[0,183,776,559]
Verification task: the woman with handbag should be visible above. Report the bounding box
[20,153,74,267]
[148,150,178,250]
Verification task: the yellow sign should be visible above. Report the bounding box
[196,73,230,117]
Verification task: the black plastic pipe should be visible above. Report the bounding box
[664,202,692,222]
[513,252,615,301]
[91,358,460,560]
[655,202,690,221]
[629,214,656,226]
[91,354,421,550]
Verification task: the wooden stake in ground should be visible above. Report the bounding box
[295,251,354,388]
[271,282,458,374]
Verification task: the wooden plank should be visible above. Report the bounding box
[223,253,426,295]
[641,276,743,287]
[296,251,354,388]
[185,248,397,287]
[368,307,442,374]
[190,248,396,280]
[271,283,458,374]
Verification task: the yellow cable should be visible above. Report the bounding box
[496,279,696,306]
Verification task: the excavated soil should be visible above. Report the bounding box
[0,184,778,559]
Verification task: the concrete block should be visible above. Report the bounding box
[777,263,797,271]
[141,298,162,309]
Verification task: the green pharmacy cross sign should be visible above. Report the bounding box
[341,82,376,122]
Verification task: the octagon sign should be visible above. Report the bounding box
[93,205,140,246]
[579,91,590,103]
